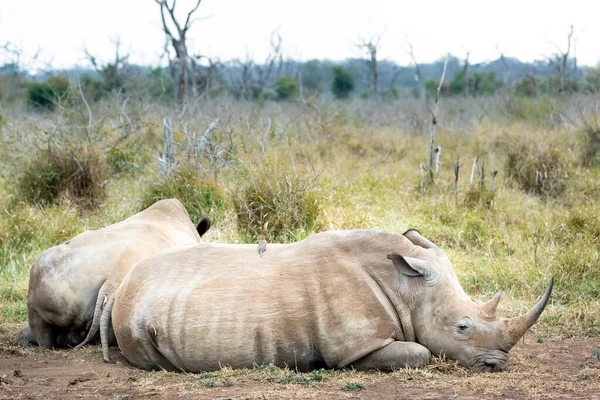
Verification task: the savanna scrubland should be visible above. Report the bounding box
[0,88,599,398]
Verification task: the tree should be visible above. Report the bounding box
[27,77,70,110]
[153,0,203,104]
[331,66,355,99]
[356,32,383,97]
[513,75,540,97]
[547,25,575,94]
[274,76,299,101]
[408,43,425,100]
[229,30,283,100]
[84,37,130,97]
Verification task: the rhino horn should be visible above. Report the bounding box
[503,277,554,347]
[480,292,502,319]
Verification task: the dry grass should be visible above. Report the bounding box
[232,161,321,242]
[0,95,599,339]
[14,144,108,209]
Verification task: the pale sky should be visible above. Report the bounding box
[1,0,598,70]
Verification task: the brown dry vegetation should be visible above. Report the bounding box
[0,93,599,397]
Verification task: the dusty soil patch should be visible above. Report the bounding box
[0,332,598,399]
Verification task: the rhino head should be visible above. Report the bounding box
[387,229,553,372]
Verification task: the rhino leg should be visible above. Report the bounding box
[350,342,431,371]
[15,325,37,347]
[29,309,54,349]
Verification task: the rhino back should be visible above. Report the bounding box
[28,218,198,330]
[114,235,405,372]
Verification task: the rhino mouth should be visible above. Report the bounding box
[469,350,509,372]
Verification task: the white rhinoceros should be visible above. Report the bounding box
[103,229,552,372]
[16,198,211,349]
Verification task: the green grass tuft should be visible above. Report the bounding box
[233,164,321,243]
[141,167,228,225]
[14,145,108,210]
[342,382,365,391]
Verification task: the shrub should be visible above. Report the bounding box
[141,167,227,224]
[331,66,355,99]
[27,76,70,110]
[579,120,600,167]
[462,185,496,210]
[381,87,399,101]
[503,138,569,198]
[584,67,600,93]
[513,75,540,97]
[505,96,555,121]
[550,209,600,301]
[233,166,321,243]
[274,77,299,101]
[106,146,137,175]
[15,145,108,209]
[449,71,500,96]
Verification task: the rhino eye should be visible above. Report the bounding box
[455,319,473,335]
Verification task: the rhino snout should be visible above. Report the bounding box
[468,349,509,373]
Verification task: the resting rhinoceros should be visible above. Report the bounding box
[16,198,211,349]
[104,229,552,372]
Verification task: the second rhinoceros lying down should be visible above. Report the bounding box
[16,198,211,349]
[103,229,552,373]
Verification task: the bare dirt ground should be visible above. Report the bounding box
[1,331,598,400]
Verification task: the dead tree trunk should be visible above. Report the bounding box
[357,34,382,97]
[462,52,470,97]
[548,25,574,94]
[409,43,425,101]
[153,0,203,104]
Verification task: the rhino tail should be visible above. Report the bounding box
[101,292,116,364]
[74,280,118,350]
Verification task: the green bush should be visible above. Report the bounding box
[550,209,600,301]
[541,76,579,95]
[27,76,70,110]
[503,138,569,198]
[141,167,227,224]
[274,77,299,101]
[331,66,355,99]
[579,121,600,167]
[506,96,555,121]
[106,146,137,175]
[381,87,399,101]
[233,166,321,243]
[80,75,105,101]
[584,67,600,93]
[513,75,540,97]
[449,71,500,96]
[15,145,108,209]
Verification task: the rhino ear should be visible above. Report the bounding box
[196,217,211,237]
[387,253,423,277]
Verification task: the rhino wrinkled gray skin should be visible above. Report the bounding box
[16,199,210,349]
[107,229,552,373]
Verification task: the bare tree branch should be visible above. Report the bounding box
[408,42,425,100]
[153,0,204,104]
[356,30,384,97]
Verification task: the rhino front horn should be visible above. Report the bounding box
[503,277,554,347]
